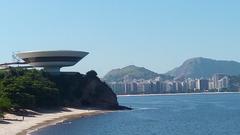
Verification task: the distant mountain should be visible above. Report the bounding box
[103,65,172,82]
[166,57,240,79]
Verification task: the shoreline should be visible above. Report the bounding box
[117,91,240,97]
[0,108,108,135]
[20,110,108,135]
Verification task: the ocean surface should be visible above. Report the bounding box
[32,93,240,135]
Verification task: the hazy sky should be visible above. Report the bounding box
[0,0,240,77]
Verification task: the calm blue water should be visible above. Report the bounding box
[32,93,240,135]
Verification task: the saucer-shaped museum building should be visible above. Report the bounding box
[16,50,89,72]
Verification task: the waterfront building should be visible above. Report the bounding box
[212,74,226,89]
[142,81,152,94]
[208,80,215,90]
[109,82,125,95]
[218,76,230,89]
[196,79,209,91]
[173,81,183,93]
[181,82,188,93]
[187,79,197,90]
[124,83,131,94]
[165,81,173,93]
[130,82,138,94]
[108,74,232,95]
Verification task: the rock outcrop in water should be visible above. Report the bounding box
[75,71,119,109]
[47,70,129,110]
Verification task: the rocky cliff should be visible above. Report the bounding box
[0,68,130,111]
[48,71,128,110]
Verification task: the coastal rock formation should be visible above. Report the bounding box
[48,70,124,110]
[0,68,130,112]
[80,71,119,109]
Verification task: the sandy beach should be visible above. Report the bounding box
[0,108,106,135]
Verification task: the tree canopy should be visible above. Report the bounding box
[0,68,60,110]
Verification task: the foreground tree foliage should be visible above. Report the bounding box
[0,68,60,109]
[0,97,11,118]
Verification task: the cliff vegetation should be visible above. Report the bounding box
[0,68,127,117]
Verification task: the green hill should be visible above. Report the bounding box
[166,57,240,79]
[103,65,172,82]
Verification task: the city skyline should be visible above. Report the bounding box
[1,1,240,76]
[109,73,231,95]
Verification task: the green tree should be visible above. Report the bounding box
[0,68,60,109]
[0,97,11,118]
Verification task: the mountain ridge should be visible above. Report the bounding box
[166,57,240,79]
[103,57,240,81]
[103,65,172,82]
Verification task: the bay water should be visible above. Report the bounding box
[32,93,240,135]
